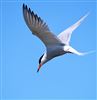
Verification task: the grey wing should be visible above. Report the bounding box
[23,4,62,47]
[58,13,89,45]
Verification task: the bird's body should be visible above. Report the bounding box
[43,44,81,64]
[22,4,94,72]
[47,44,65,57]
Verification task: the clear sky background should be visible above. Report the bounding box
[0,0,96,100]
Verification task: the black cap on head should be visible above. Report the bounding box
[39,54,44,64]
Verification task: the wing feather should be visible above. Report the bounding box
[23,4,61,46]
[58,13,89,45]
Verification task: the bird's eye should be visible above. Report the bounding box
[39,54,44,64]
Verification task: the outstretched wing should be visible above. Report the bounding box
[58,13,89,45]
[23,4,62,47]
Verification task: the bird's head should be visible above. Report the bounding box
[37,53,47,72]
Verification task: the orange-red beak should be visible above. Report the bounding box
[37,64,42,72]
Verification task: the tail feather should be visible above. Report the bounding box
[64,46,96,56]
[79,50,96,56]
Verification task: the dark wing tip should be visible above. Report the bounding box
[23,3,28,10]
[23,4,33,15]
[22,3,41,21]
[23,3,25,9]
[31,11,34,15]
[22,3,50,32]
[23,3,25,7]
[34,14,38,20]
[29,8,31,13]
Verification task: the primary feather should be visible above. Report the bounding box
[23,4,62,47]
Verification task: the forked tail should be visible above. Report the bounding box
[79,50,96,56]
[64,46,96,56]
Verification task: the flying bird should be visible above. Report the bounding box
[22,4,94,72]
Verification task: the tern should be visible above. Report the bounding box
[23,4,94,72]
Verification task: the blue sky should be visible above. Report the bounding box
[0,0,96,100]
